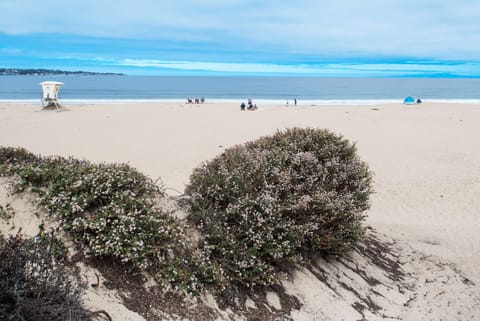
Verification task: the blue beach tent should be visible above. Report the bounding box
[403,96,416,105]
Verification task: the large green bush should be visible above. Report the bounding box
[186,128,373,288]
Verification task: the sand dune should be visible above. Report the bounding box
[1,101,479,320]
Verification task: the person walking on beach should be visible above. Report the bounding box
[294,98,297,106]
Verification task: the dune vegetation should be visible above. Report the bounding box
[0,128,373,318]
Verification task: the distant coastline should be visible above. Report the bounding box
[0,68,124,76]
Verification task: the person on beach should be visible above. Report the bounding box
[294,98,297,106]
[240,102,246,111]
[286,99,289,106]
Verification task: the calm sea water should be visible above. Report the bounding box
[1,76,480,104]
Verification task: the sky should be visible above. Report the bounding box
[1,0,480,76]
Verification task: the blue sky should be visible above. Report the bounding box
[1,0,480,76]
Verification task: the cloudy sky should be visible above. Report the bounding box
[1,0,480,76]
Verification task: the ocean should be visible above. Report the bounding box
[1,76,480,105]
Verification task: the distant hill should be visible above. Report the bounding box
[0,68,124,76]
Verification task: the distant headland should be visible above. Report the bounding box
[0,68,124,76]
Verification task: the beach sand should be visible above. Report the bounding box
[1,101,479,319]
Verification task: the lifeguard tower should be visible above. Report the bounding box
[40,81,64,109]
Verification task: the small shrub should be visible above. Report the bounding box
[0,146,40,166]
[186,128,373,288]
[0,233,91,321]
[0,203,15,220]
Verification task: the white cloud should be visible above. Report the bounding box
[118,58,480,76]
[119,59,319,74]
[1,0,480,60]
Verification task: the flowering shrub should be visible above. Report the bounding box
[0,130,373,294]
[0,147,211,292]
[0,146,40,166]
[186,128,373,288]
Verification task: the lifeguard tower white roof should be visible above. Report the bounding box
[40,81,64,109]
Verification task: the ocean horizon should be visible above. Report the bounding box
[2,75,480,105]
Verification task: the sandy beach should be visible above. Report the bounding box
[1,101,480,320]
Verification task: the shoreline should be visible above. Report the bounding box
[2,98,480,105]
